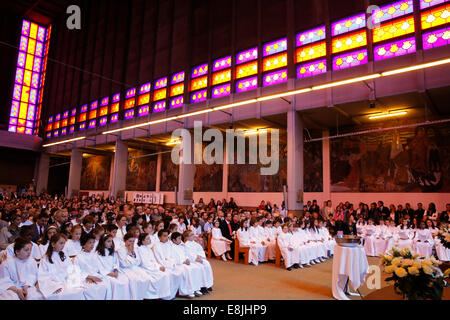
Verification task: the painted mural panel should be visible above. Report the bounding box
[160,151,179,191]
[194,144,223,192]
[331,124,450,192]
[126,150,157,191]
[80,155,111,190]
[304,141,323,192]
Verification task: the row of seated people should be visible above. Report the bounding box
[357,218,449,261]
[210,217,335,271]
[0,228,213,300]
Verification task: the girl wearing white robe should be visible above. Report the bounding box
[277,225,300,270]
[152,232,186,298]
[117,234,153,300]
[363,220,377,256]
[96,234,131,300]
[0,239,43,300]
[261,221,277,261]
[136,233,172,300]
[318,221,335,256]
[74,235,109,300]
[413,223,434,258]
[5,241,41,260]
[307,224,327,262]
[65,225,82,257]
[210,220,232,261]
[248,219,269,263]
[38,226,58,258]
[170,234,204,297]
[37,234,85,300]
[291,225,309,267]
[236,222,259,266]
[298,224,318,264]
[183,230,214,290]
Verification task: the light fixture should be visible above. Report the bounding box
[381,58,450,77]
[166,138,181,146]
[243,128,269,136]
[42,136,86,147]
[312,74,381,91]
[368,111,407,120]
[212,99,258,111]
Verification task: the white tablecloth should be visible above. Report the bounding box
[332,244,369,300]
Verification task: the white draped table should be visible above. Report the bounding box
[332,244,369,300]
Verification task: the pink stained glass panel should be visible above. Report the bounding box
[213,56,232,72]
[263,69,288,87]
[171,71,185,84]
[212,84,231,99]
[170,96,184,109]
[15,68,24,84]
[139,82,151,94]
[420,0,448,9]
[374,37,416,61]
[333,49,368,71]
[154,77,167,90]
[332,13,366,36]
[263,38,287,57]
[153,101,166,113]
[19,36,28,52]
[191,89,207,103]
[372,1,414,25]
[297,26,326,47]
[297,59,327,79]
[138,105,150,117]
[236,47,258,65]
[235,76,258,93]
[191,64,208,79]
[422,26,450,49]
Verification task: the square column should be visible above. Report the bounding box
[177,130,197,206]
[322,130,331,201]
[155,151,162,192]
[67,148,83,198]
[35,152,49,195]
[286,110,304,216]
[110,139,128,199]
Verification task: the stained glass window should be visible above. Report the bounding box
[9,20,51,135]
[191,63,208,103]
[212,83,231,99]
[374,37,416,61]
[372,1,414,24]
[137,83,151,106]
[191,89,208,103]
[170,96,184,109]
[333,49,368,71]
[110,93,120,124]
[297,26,326,47]
[373,16,415,43]
[421,3,450,29]
[138,105,150,117]
[153,101,166,113]
[236,47,258,65]
[235,61,258,79]
[420,0,449,10]
[262,52,288,72]
[191,76,208,91]
[213,56,232,72]
[332,13,366,36]
[153,77,167,111]
[263,69,288,87]
[297,59,327,79]
[191,63,208,78]
[212,69,231,85]
[263,38,287,57]
[332,30,367,54]
[169,71,184,109]
[296,42,327,63]
[422,26,450,49]
[236,76,258,93]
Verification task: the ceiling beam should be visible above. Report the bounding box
[333,105,362,125]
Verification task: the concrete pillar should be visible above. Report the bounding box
[286,110,304,216]
[177,131,197,206]
[111,139,128,200]
[156,151,162,192]
[67,148,83,198]
[35,153,50,195]
[322,130,331,203]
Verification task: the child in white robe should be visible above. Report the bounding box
[117,232,153,300]
[37,233,85,300]
[277,224,300,271]
[0,237,44,300]
[210,220,232,261]
[318,221,335,256]
[64,224,82,257]
[96,234,131,300]
[152,230,194,298]
[170,232,204,297]
[261,220,277,261]
[183,230,214,294]
[291,224,309,268]
[74,234,109,300]
[38,226,58,258]
[236,221,259,266]
[248,218,268,264]
[413,221,434,258]
[5,226,41,261]
[136,233,172,300]
[363,219,377,256]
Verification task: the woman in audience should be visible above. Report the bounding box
[0,237,43,300]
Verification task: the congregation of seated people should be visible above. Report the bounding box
[0,191,449,299]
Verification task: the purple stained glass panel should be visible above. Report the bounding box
[124,109,134,120]
[153,101,166,113]
[63,110,69,118]
[61,128,67,136]
[297,59,327,79]
[213,56,232,72]
[138,105,150,117]
[236,76,258,93]
[90,100,98,110]
[46,131,51,138]
[420,0,448,9]
[69,125,75,133]
[112,93,120,103]
[99,116,108,126]
[170,96,184,109]
[212,84,231,99]
[126,88,136,98]
[422,27,450,50]
[139,82,151,94]
[100,97,109,106]
[333,49,368,70]
[171,71,185,84]
[191,63,208,79]
[372,1,414,25]
[374,37,416,61]
[80,104,88,113]
[79,122,86,131]
[53,130,59,137]
[297,26,326,47]
[263,38,287,57]
[236,47,258,65]
[71,108,77,116]
[332,13,366,36]
[154,77,167,90]
[263,69,288,87]
[88,119,96,129]
[191,90,208,103]
[110,113,119,123]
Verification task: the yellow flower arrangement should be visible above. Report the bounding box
[394,267,408,278]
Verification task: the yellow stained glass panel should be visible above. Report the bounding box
[25,54,34,70]
[421,4,450,30]
[190,76,208,91]
[373,16,415,43]
[153,88,167,101]
[296,41,327,63]
[263,52,288,72]
[170,83,184,96]
[235,61,258,79]
[29,23,38,40]
[332,30,367,54]
[23,70,32,87]
[212,69,231,85]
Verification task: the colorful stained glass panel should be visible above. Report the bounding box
[236,76,258,93]
[420,0,449,10]
[333,49,368,71]
[332,13,366,36]
[296,42,327,63]
[263,38,287,57]
[374,37,416,61]
[212,84,231,99]
[423,26,450,49]
[213,56,232,72]
[263,53,288,72]
[170,96,184,109]
[212,69,231,85]
[192,63,208,78]
[372,1,414,24]
[297,59,327,79]
[191,90,208,103]
[332,30,367,54]
[235,61,258,79]
[171,71,185,84]
[421,3,450,29]
[297,26,326,47]
[373,16,415,43]
[236,47,258,65]
[263,69,288,87]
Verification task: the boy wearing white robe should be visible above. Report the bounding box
[277,225,300,270]
[236,224,260,266]
[136,233,172,300]
[0,239,44,300]
[248,220,268,263]
[96,235,131,300]
[152,230,191,298]
[183,230,214,294]
[261,222,277,261]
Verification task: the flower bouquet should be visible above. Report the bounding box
[380,247,447,300]
[436,228,450,250]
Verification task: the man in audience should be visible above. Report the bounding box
[415,202,425,221]
[219,212,234,260]
[31,211,49,243]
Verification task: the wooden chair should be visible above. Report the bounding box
[275,238,282,267]
[234,237,250,264]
